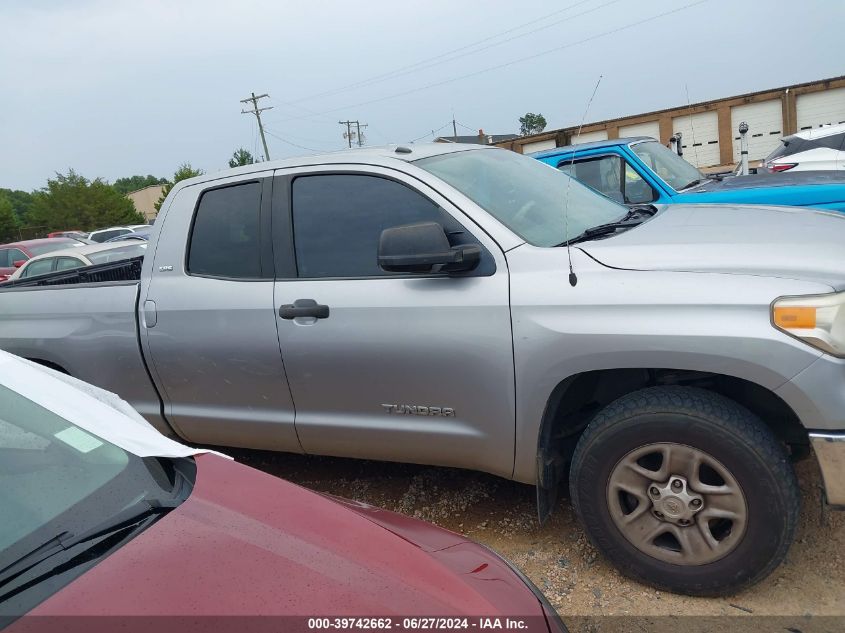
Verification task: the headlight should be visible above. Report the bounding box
[772,291,845,357]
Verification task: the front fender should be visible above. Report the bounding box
[506,249,827,484]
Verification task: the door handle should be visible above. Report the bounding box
[278,299,330,320]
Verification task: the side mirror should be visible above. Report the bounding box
[378,222,480,274]
[12,260,26,269]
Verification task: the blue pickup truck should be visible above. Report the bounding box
[533,137,845,214]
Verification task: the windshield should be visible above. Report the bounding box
[0,383,188,613]
[414,149,625,247]
[27,241,83,257]
[629,140,705,191]
[87,243,147,264]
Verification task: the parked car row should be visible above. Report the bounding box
[1,143,843,602]
[0,224,153,282]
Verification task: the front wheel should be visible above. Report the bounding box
[569,386,800,596]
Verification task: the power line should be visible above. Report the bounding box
[280,0,598,106]
[240,92,273,160]
[263,129,323,153]
[273,0,708,124]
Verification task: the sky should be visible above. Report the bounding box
[1,0,843,191]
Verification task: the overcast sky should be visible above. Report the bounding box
[1,0,842,191]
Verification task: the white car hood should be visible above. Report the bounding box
[581,204,845,290]
[0,350,225,458]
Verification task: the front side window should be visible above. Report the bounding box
[415,149,624,247]
[21,258,54,278]
[187,182,261,279]
[0,249,9,268]
[624,163,658,204]
[292,174,450,278]
[558,155,625,203]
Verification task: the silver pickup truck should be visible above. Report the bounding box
[2,144,844,596]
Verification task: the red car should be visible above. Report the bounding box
[0,353,564,633]
[0,239,84,282]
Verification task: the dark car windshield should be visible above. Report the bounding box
[0,383,192,617]
[414,148,625,247]
[629,140,705,191]
[26,241,83,257]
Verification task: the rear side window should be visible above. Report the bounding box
[187,182,262,279]
[0,249,8,267]
[292,174,448,278]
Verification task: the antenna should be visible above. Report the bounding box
[684,83,700,167]
[562,74,603,287]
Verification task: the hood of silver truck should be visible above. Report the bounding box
[580,203,845,290]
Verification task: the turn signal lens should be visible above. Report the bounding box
[773,306,816,329]
[772,292,845,357]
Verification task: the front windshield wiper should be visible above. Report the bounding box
[0,498,178,590]
[679,177,709,190]
[556,206,656,247]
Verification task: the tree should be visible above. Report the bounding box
[26,169,144,233]
[519,112,547,136]
[0,188,34,222]
[0,192,19,242]
[229,148,255,168]
[112,175,168,195]
[154,163,204,211]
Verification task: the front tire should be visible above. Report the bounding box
[569,386,800,596]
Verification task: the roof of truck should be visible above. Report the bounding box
[175,143,495,190]
[531,136,654,158]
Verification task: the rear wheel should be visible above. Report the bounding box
[569,386,800,596]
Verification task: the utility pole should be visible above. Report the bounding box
[339,120,367,148]
[452,116,458,141]
[240,92,273,160]
[355,121,367,147]
[339,120,354,148]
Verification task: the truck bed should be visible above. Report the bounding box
[0,256,143,289]
[0,256,170,435]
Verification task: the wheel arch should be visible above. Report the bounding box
[535,367,806,523]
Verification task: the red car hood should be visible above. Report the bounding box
[26,455,546,617]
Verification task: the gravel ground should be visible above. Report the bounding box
[232,449,844,625]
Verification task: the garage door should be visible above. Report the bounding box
[672,111,720,167]
[568,129,608,145]
[522,139,557,154]
[619,120,660,141]
[730,100,784,162]
[797,88,845,130]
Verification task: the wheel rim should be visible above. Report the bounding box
[606,442,748,566]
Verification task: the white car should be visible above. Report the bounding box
[7,241,147,281]
[88,225,149,243]
[762,123,845,172]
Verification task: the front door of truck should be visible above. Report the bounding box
[141,174,301,452]
[270,166,515,478]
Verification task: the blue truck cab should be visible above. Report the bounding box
[533,137,845,214]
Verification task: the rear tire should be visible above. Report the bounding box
[569,385,800,596]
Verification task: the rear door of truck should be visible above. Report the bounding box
[139,171,300,452]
